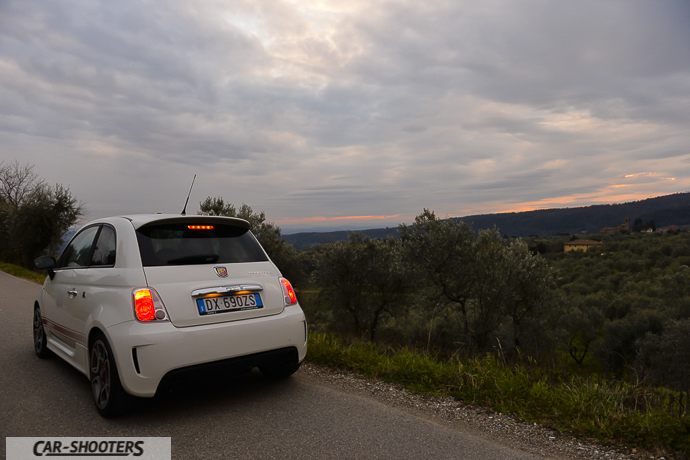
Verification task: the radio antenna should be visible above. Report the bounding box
[181,174,196,216]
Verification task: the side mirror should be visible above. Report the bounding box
[34,256,57,280]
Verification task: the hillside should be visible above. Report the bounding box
[452,192,690,236]
[282,193,690,250]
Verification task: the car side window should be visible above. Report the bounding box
[58,226,100,268]
[91,225,116,266]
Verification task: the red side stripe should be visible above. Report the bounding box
[43,318,87,346]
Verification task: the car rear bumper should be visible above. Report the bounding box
[106,306,307,397]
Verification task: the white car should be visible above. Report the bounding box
[33,214,307,416]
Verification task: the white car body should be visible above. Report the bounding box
[33,214,307,415]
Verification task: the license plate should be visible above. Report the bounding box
[196,293,263,315]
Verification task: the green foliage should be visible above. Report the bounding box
[307,210,559,354]
[547,231,690,376]
[311,234,409,340]
[557,295,605,366]
[395,210,559,356]
[633,217,643,233]
[303,213,690,454]
[0,161,83,267]
[306,331,690,454]
[198,197,305,287]
[399,209,476,342]
[636,319,690,393]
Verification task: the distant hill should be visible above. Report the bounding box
[451,192,690,237]
[282,193,690,250]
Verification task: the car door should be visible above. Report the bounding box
[42,225,100,360]
[66,225,118,335]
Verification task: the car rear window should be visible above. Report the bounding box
[136,223,268,267]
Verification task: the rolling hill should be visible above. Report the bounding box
[282,193,690,250]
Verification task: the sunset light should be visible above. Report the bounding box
[1,0,687,231]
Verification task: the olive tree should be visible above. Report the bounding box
[399,209,476,341]
[558,294,606,365]
[496,238,560,355]
[636,319,690,404]
[312,234,409,340]
[398,209,561,356]
[469,228,508,351]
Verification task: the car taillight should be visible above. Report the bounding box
[280,278,297,306]
[133,288,169,322]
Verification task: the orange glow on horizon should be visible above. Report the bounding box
[276,214,403,226]
[462,188,664,216]
[276,185,682,228]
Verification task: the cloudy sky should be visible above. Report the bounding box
[1,0,689,232]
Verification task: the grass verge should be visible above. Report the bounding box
[306,331,690,455]
[0,263,45,284]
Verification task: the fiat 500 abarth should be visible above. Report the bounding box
[33,214,307,416]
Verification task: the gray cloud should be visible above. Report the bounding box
[1,0,689,229]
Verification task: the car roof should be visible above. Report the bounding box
[115,214,251,230]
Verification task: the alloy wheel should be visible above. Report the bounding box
[33,308,44,354]
[90,340,111,409]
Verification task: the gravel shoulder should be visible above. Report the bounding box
[301,363,679,460]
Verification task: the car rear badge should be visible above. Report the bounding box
[214,267,228,278]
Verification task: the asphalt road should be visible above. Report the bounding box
[0,270,551,460]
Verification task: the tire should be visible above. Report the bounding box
[260,360,302,379]
[33,306,53,359]
[89,333,131,417]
